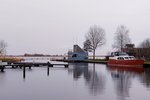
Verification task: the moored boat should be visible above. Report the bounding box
[107,52,144,68]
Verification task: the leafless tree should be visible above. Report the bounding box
[85,25,106,59]
[0,40,7,55]
[113,25,131,51]
[138,38,150,60]
[83,39,92,52]
[139,38,150,48]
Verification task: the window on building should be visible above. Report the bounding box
[72,54,77,57]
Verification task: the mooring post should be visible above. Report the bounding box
[12,65,14,68]
[23,66,26,79]
[47,66,49,76]
[47,61,50,76]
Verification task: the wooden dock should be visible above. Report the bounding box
[0,62,69,71]
[0,62,69,78]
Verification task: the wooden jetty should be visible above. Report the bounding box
[0,62,69,78]
[0,62,69,71]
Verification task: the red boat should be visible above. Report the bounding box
[107,52,144,69]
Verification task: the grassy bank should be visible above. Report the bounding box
[85,59,107,64]
[144,62,150,64]
[0,57,22,63]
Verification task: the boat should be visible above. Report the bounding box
[107,52,144,69]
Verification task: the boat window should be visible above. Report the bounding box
[125,57,129,59]
[130,57,135,60]
[121,57,124,60]
[129,57,132,59]
[115,52,119,56]
[111,52,115,56]
[117,57,124,60]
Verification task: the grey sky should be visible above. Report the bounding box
[0,0,150,55]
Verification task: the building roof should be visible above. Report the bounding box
[73,45,86,53]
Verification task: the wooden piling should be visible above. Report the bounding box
[12,65,15,68]
[23,66,26,79]
[47,66,49,76]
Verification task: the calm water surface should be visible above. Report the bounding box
[0,62,150,100]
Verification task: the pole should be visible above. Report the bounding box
[47,66,49,76]
[23,66,26,79]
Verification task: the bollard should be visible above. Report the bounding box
[12,65,15,68]
[23,66,26,79]
[47,66,49,76]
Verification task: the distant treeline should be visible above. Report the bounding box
[24,53,64,57]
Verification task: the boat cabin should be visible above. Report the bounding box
[110,56,136,60]
[117,56,135,60]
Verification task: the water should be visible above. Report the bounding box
[0,62,150,100]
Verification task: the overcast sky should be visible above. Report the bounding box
[0,0,150,55]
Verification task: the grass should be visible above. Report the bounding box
[86,59,108,63]
[0,57,23,63]
[144,61,150,64]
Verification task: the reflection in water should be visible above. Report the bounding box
[84,64,105,95]
[107,66,144,100]
[68,63,88,80]
[1,61,150,100]
[111,71,131,100]
[68,63,106,95]
[140,68,150,88]
[0,72,6,86]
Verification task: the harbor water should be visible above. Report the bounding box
[0,61,150,100]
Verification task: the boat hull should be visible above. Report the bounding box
[107,59,144,68]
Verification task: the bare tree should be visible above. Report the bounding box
[85,25,106,59]
[113,25,131,51]
[139,38,150,48]
[0,40,7,55]
[83,39,92,52]
[138,38,150,60]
